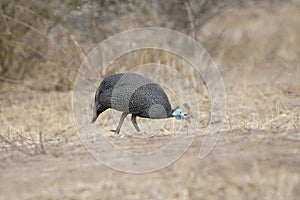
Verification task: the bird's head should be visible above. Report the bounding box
[171,104,191,123]
[172,108,187,119]
[172,108,190,122]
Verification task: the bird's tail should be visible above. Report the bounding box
[91,114,98,123]
[91,103,107,123]
[91,108,98,123]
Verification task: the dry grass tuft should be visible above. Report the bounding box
[1,1,300,199]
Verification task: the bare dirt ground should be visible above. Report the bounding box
[1,3,300,200]
[1,63,300,200]
[1,130,300,200]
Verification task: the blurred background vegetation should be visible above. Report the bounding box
[1,0,299,91]
[1,1,300,199]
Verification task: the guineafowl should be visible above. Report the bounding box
[92,73,189,134]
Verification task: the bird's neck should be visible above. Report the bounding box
[168,108,176,118]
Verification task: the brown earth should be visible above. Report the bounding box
[1,131,300,200]
[1,63,299,200]
[1,2,300,200]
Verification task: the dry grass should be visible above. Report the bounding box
[202,5,300,66]
[0,82,77,150]
[1,2,300,200]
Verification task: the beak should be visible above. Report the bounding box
[182,112,191,123]
[182,103,192,124]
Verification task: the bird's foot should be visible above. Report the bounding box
[110,129,120,134]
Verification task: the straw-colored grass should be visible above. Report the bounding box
[1,2,300,200]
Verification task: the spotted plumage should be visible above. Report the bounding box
[92,73,188,134]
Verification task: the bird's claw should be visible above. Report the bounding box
[110,129,120,134]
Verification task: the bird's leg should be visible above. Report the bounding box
[131,114,141,132]
[111,112,128,134]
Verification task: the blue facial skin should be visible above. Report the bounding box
[175,115,182,119]
[172,108,185,120]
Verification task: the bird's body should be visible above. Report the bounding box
[92,73,188,133]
